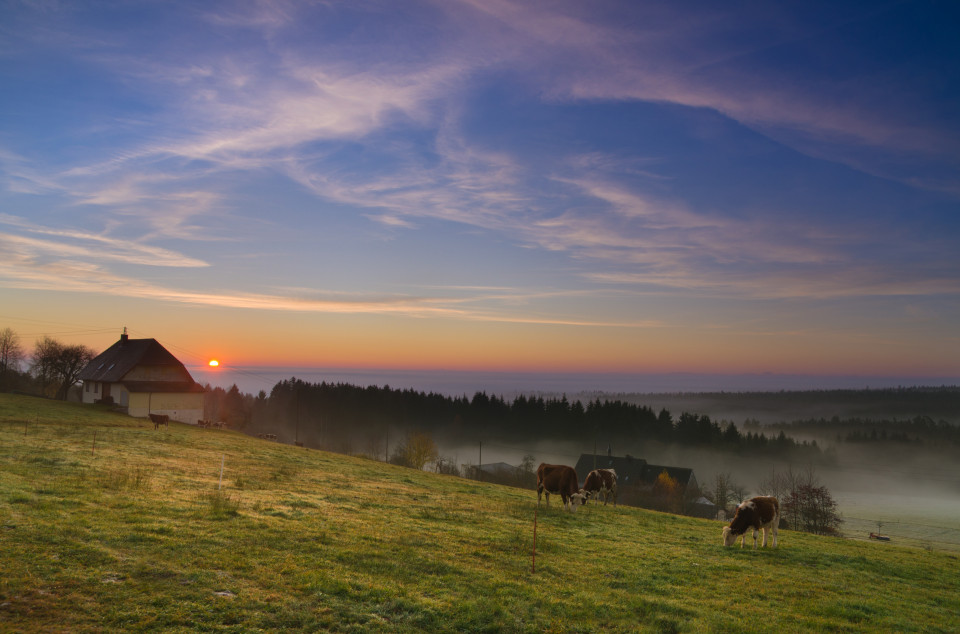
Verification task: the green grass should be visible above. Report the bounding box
[1,393,958,632]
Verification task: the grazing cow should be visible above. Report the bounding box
[583,468,618,506]
[148,413,169,430]
[722,496,780,548]
[536,463,586,512]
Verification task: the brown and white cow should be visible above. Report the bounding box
[722,496,780,548]
[536,463,586,512]
[583,468,617,506]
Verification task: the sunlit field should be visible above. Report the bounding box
[1,394,958,632]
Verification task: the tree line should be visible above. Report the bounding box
[744,415,960,446]
[210,378,825,462]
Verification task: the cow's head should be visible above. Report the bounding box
[568,490,587,512]
[721,526,739,546]
[570,489,590,509]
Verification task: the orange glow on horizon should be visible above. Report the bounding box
[55,310,954,382]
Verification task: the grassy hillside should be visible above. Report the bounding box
[1,394,957,633]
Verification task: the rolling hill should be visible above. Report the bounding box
[1,394,957,632]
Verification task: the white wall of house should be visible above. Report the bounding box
[81,381,102,404]
[82,380,204,424]
[129,391,204,423]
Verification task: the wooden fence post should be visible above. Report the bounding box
[531,506,538,574]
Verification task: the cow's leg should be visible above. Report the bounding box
[752,528,759,549]
[760,527,768,548]
[772,524,778,548]
[537,486,543,507]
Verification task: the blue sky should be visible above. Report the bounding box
[1,0,958,385]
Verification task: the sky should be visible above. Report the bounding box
[1,0,959,393]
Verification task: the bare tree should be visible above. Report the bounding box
[706,472,748,513]
[54,343,97,400]
[31,336,60,397]
[31,336,97,400]
[706,472,734,511]
[519,453,537,479]
[0,327,25,388]
[433,456,460,476]
[785,482,843,535]
[761,465,842,535]
[757,466,795,502]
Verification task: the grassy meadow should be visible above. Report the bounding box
[1,394,958,633]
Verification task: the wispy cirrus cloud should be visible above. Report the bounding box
[0,244,656,327]
[585,266,960,300]
[0,215,209,268]
[2,0,956,326]
[447,0,959,187]
[157,65,452,161]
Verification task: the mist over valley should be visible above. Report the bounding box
[215,375,960,551]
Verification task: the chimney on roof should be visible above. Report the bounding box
[121,326,128,344]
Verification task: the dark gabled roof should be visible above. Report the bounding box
[79,335,196,387]
[574,454,648,486]
[574,454,696,488]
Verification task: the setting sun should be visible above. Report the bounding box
[208,359,219,367]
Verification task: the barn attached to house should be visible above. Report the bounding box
[78,330,205,424]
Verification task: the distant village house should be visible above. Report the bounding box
[574,453,699,492]
[574,453,714,516]
[78,330,204,424]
